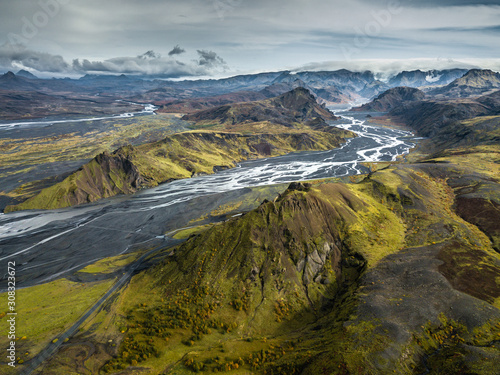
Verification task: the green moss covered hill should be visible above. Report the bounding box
[5,88,353,212]
[30,90,500,374]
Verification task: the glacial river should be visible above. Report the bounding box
[0,103,157,130]
[0,110,417,288]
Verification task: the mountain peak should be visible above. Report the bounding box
[16,69,38,79]
[353,86,425,112]
[465,68,496,76]
[280,86,313,98]
[2,71,16,79]
[455,69,500,83]
[182,88,337,127]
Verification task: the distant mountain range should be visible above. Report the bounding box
[428,69,500,98]
[1,68,500,121]
[388,69,468,88]
[0,67,494,100]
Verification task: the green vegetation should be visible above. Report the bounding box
[18,151,500,373]
[172,224,216,240]
[77,252,142,274]
[0,113,187,207]
[5,91,500,373]
[412,315,500,374]
[0,278,114,371]
[6,129,352,212]
[4,88,354,212]
[62,150,496,374]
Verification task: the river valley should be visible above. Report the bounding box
[0,109,417,289]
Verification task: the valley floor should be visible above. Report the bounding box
[0,114,499,374]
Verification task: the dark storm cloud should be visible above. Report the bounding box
[0,42,228,77]
[196,50,226,67]
[0,0,498,76]
[0,44,70,73]
[168,45,186,56]
[71,50,227,77]
[138,50,162,59]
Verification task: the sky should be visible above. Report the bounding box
[0,0,499,78]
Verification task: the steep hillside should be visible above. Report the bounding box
[390,100,488,137]
[355,87,500,141]
[294,69,375,92]
[358,80,390,99]
[389,98,495,139]
[476,89,500,112]
[353,86,425,112]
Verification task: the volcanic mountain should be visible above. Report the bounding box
[182,87,338,127]
[353,86,425,112]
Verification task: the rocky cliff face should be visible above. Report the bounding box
[5,147,145,211]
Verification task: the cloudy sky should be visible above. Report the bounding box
[0,0,499,78]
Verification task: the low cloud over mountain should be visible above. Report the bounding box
[0,44,228,78]
[0,44,70,74]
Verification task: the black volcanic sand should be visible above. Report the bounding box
[0,160,90,200]
[0,184,286,289]
[0,112,418,289]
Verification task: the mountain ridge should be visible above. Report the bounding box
[4,88,352,212]
[429,69,500,98]
[353,86,426,112]
[181,87,338,127]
